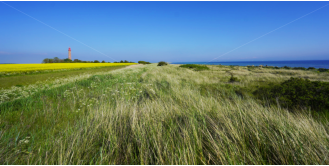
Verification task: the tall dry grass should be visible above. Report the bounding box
[0,64,328,164]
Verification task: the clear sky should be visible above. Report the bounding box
[0,1,329,63]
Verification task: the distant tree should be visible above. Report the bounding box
[42,58,50,63]
[94,60,100,63]
[49,59,54,63]
[124,60,129,63]
[120,60,123,63]
[74,59,82,63]
[63,58,72,63]
[114,61,118,63]
[53,57,60,63]
[101,60,105,63]
[59,59,64,63]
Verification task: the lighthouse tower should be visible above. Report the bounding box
[68,47,71,60]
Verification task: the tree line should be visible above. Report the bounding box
[42,57,135,63]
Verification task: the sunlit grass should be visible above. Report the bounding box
[0,64,328,164]
[0,65,126,89]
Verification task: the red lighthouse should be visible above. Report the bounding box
[68,47,71,60]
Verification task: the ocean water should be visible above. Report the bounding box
[171,60,329,69]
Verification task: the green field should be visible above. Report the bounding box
[0,64,329,164]
[0,66,126,89]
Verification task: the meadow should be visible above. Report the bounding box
[0,65,127,90]
[0,64,329,164]
[0,63,136,76]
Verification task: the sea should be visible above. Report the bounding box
[171,60,329,69]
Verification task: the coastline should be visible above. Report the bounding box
[171,60,329,69]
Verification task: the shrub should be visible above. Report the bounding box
[157,61,168,66]
[308,67,315,70]
[138,61,151,64]
[254,77,329,112]
[274,66,280,69]
[179,64,209,71]
[293,67,306,70]
[247,66,256,70]
[283,66,291,69]
[217,64,224,68]
[229,73,239,82]
[318,68,328,72]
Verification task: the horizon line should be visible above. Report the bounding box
[172,59,329,63]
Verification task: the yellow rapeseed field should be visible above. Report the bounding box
[0,63,136,75]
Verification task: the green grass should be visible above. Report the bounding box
[179,64,209,71]
[0,66,126,89]
[0,64,329,164]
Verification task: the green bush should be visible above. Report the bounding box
[157,61,168,66]
[247,66,255,68]
[308,67,315,70]
[179,64,209,71]
[138,61,151,64]
[229,65,237,69]
[283,66,291,69]
[254,77,329,112]
[247,66,255,70]
[293,67,306,70]
[318,68,328,72]
[229,74,239,82]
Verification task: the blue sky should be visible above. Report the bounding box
[0,1,329,63]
